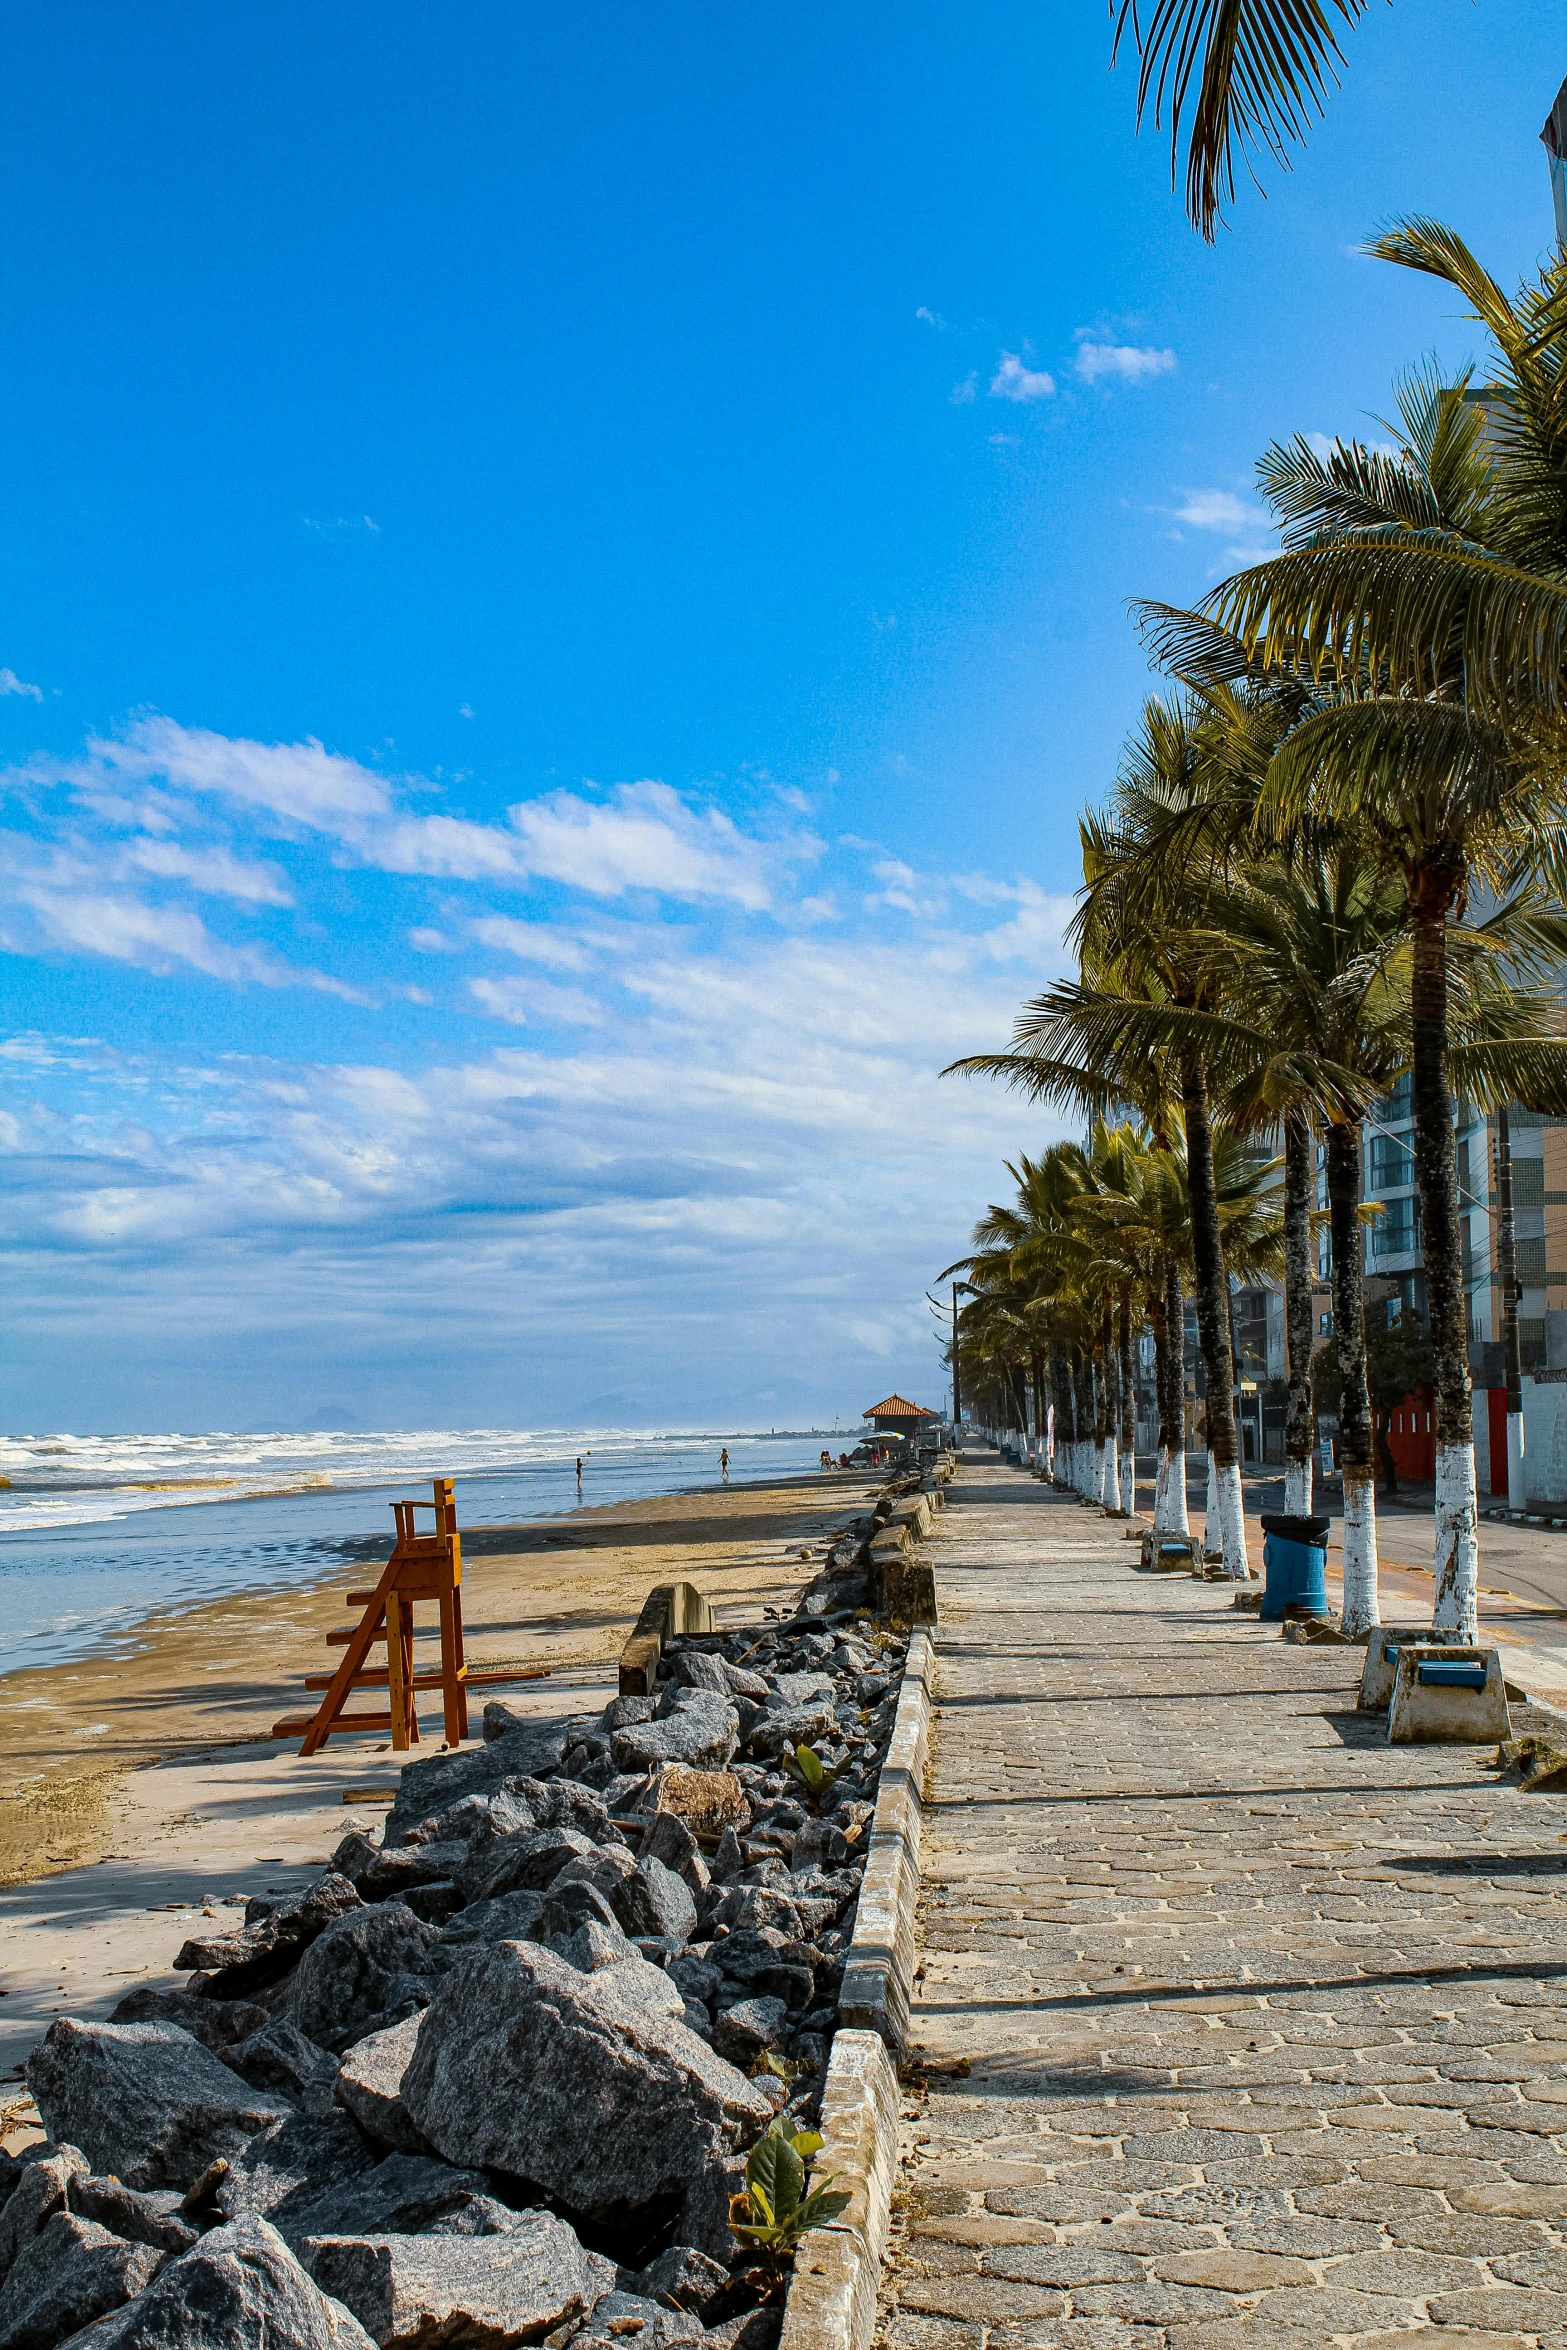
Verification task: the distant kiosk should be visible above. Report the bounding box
[862,1391,941,1436]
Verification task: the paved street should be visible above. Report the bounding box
[879,1455,1567,2348]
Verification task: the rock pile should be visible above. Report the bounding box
[11,1599,908,2350]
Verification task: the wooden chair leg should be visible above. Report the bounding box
[387,1592,409,1749]
[438,1588,464,1745]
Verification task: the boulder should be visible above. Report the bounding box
[569,2290,707,2350]
[108,1988,268,2052]
[670,1653,730,1695]
[709,1998,790,2070]
[712,1932,814,2010]
[533,1880,634,1964]
[27,2022,288,2193]
[745,1703,836,1759]
[332,1843,471,1906]
[63,2213,378,2350]
[333,2019,428,2156]
[0,2212,162,2350]
[0,2152,88,2287]
[290,1906,441,2052]
[382,1722,578,1846]
[674,2150,748,2265]
[628,2245,732,2319]
[665,1958,722,2012]
[624,1858,697,1947]
[304,2217,616,2349]
[639,1814,709,1894]
[437,1890,546,1950]
[229,2019,338,2109]
[709,1887,802,1939]
[604,1696,656,1730]
[648,1768,747,1840]
[457,1827,598,1908]
[719,1664,769,1703]
[69,2179,198,2257]
[176,1876,365,1992]
[215,2111,377,2230]
[611,1695,737,1775]
[281,2156,511,2251]
[400,1941,774,2221]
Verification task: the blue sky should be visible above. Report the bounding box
[1,2,1562,1432]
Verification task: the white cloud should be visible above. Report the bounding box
[1167,486,1276,565]
[0,669,42,701]
[468,974,605,1027]
[989,352,1056,403]
[473,915,593,971]
[1075,340,1176,385]
[81,716,393,831]
[123,839,293,906]
[950,373,978,405]
[916,306,948,329]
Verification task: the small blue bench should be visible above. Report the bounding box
[1417,1662,1488,1691]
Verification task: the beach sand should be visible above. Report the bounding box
[0,1468,867,2093]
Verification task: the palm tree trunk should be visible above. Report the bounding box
[1411,887,1478,1639]
[1326,1120,1379,1636]
[1182,1055,1248,1576]
[1075,1349,1094,1495]
[1118,1285,1136,1516]
[1151,1256,1190,1533]
[1050,1347,1072,1486]
[1283,1106,1316,1516]
[1098,1307,1118,1510]
[1031,1351,1046,1473]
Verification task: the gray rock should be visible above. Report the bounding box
[674,2152,747,2264]
[0,2152,88,2288]
[628,2245,732,2319]
[333,1842,472,1905]
[709,2308,781,2350]
[604,1696,656,1729]
[281,2156,511,2251]
[437,1890,547,1949]
[720,1664,769,1703]
[534,1880,634,1963]
[306,2216,614,2349]
[570,2290,707,2350]
[27,2022,287,2194]
[625,1858,697,1947]
[768,1672,834,1708]
[456,1827,598,1908]
[710,1830,745,1884]
[708,1887,802,1939]
[665,1958,722,2011]
[746,1704,835,1759]
[291,1907,442,2052]
[69,2179,198,2257]
[670,1653,731,1695]
[710,1999,790,2069]
[400,1941,774,2221]
[230,2018,337,2107]
[63,2213,378,2350]
[552,1920,636,1975]
[611,1695,738,1776]
[176,1876,364,1980]
[383,1723,576,1846]
[639,1815,709,1895]
[0,2212,162,2350]
[108,1988,268,2052]
[215,2111,377,2228]
[713,1931,813,2010]
[333,2019,428,2156]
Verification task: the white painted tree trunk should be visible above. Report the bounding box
[1341,1474,1380,1637]
[1433,1442,1479,1643]
[1283,1456,1313,1516]
[1167,1452,1190,1536]
[1217,1460,1250,1579]
[1204,1450,1220,1558]
[1119,1449,1135,1517]
[1152,1448,1170,1530]
[1102,1432,1118,1511]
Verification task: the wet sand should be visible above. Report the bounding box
[0,1469,868,2086]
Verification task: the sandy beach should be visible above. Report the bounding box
[0,1467,868,2094]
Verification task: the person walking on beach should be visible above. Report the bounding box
[720,1446,730,1484]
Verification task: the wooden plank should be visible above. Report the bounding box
[300,1558,396,1757]
[274,1712,395,1736]
[386,1590,410,1752]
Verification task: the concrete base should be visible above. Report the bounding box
[778,2031,900,2350]
[1358,1628,1402,1712]
[1387,1646,1511,1745]
[618,1580,714,1695]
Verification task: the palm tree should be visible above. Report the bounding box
[1110,0,1378,239]
[1175,253,1567,1634]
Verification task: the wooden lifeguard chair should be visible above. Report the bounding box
[273,1477,545,1755]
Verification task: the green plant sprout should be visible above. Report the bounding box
[730,2118,851,2261]
[780,1742,845,1810]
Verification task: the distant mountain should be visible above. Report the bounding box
[302,1406,369,1432]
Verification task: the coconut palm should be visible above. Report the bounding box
[1111,0,1377,238]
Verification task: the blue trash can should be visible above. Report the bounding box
[1259,1513,1331,1621]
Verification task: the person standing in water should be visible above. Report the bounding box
[575,1455,583,1495]
[720,1446,730,1484]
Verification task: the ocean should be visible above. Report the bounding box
[0,1427,854,1676]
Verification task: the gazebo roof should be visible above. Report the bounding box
[861,1394,935,1422]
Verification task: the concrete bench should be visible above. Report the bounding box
[1139,1531,1195,1572]
[1387,1644,1510,1745]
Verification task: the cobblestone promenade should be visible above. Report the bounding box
[879,1455,1567,2349]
